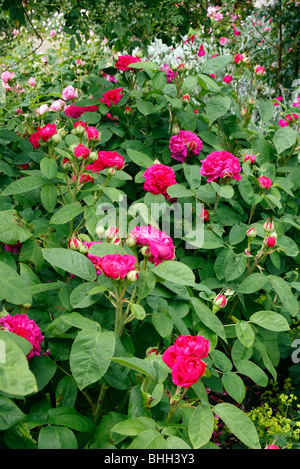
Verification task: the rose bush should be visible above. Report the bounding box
[0,0,299,451]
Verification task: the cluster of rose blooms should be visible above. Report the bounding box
[162,335,210,388]
[69,224,176,281]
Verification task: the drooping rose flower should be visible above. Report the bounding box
[0,313,43,360]
[200,151,241,182]
[169,130,203,163]
[143,163,177,200]
[129,225,175,266]
[86,151,124,173]
[258,175,272,189]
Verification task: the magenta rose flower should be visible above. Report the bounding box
[172,356,206,387]
[39,123,57,142]
[99,88,124,107]
[85,126,100,141]
[0,313,43,360]
[98,254,137,279]
[258,175,272,189]
[129,225,175,266]
[64,104,99,118]
[162,335,209,388]
[200,150,241,182]
[115,55,142,71]
[86,151,124,173]
[169,130,203,163]
[74,144,90,160]
[28,129,42,149]
[143,163,177,200]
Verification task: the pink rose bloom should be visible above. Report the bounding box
[85,126,100,141]
[219,37,228,45]
[0,314,43,360]
[234,53,244,64]
[244,154,256,163]
[115,55,142,71]
[36,104,49,115]
[258,175,272,189]
[1,71,15,83]
[233,29,241,36]
[99,88,124,107]
[28,77,35,87]
[64,104,99,118]
[169,130,203,163]
[200,208,209,221]
[16,108,23,116]
[41,57,48,65]
[62,85,78,101]
[266,445,280,449]
[74,144,90,160]
[29,129,42,149]
[50,30,55,37]
[39,123,57,142]
[50,99,66,112]
[143,164,177,200]
[130,225,175,266]
[13,28,19,36]
[255,65,265,76]
[86,151,124,173]
[98,254,137,279]
[162,335,209,388]
[200,151,241,182]
[223,75,233,83]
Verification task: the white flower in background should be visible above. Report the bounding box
[253,0,278,7]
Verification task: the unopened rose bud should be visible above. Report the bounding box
[136,50,143,58]
[68,237,83,251]
[171,124,180,135]
[79,244,89,254]
[89,151,98,162]
[126,235,137,247]
[200,208,209,221]
[263,221,275,233]
[182,94,190,103]
[247,227,257,238]
[187,141,197,150]
[74,124,86,136]
[213,294,227,313]
[127,270,139,283]
[23,303,32,309]
[140,246,151,257]
[107,167,116,176]
[96,225,105,238]
[51,133,62,145]
[264,235,277,248]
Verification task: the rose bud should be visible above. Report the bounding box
[74,144,90,160]
[140,246,152,257]
[68,237,83,251]
[200,208,209,222]
[264,235,277,248]
[85,126,100,141]
[126,235,137,247]
[247,227,257,238]
[127,270,139,283]
[96,225,105,238]
[213,294,227,313]
[107,167,116,176]
[79,244,89,254]
[88,151,99,162]
[263,221,275,233]
[182,94,190,103]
